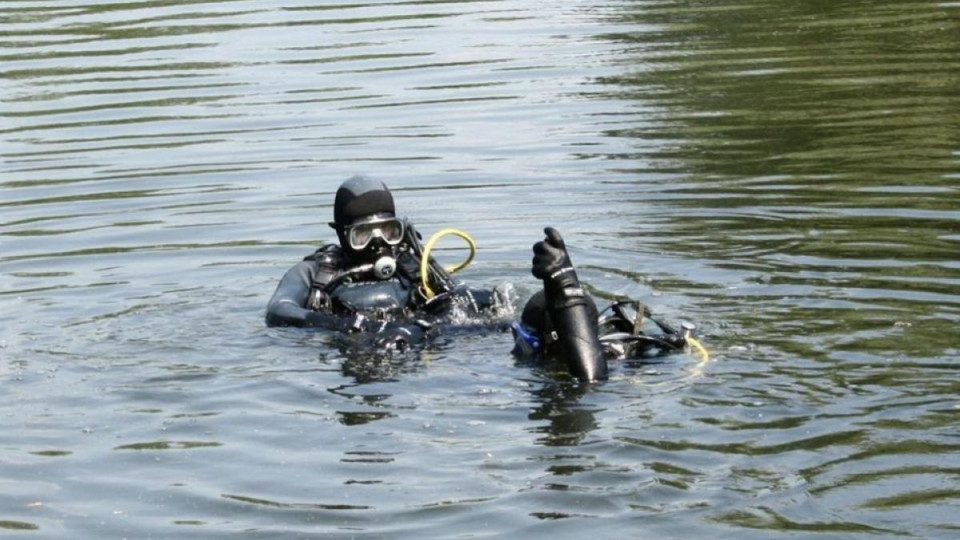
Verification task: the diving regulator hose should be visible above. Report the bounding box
[419,228,477,299]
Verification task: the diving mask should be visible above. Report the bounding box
[346,216,405,251]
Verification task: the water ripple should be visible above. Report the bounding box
[2,1,958,538]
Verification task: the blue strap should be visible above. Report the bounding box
[510,321,542,356]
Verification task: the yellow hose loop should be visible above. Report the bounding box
[687,336,711,376]
[420,228,477,299]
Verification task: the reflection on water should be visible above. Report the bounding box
[2,0,958,538]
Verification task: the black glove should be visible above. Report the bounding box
[532,227,581,297]
[373,322,426,351]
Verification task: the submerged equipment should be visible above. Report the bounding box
[687,337,709,362]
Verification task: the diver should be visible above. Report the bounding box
[266,175,696,382]
[511,227,692,382]
[265,174,505,349]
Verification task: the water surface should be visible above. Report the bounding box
[2,0,958,537]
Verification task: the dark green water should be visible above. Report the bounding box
[2,1,958,538]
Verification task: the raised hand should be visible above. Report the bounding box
[532,227,580,294]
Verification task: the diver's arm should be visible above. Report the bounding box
[265,261,366,331]
[266,261,337,328]
[533,228,607,382]
[266,261,314,327]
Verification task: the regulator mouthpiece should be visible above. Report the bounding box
[373,256,397,280]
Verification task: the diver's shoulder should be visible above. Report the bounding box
[303,244,345,267]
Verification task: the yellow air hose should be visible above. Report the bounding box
[687,336,711,376]
[420,228,477,299]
